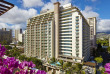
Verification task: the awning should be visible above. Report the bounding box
[83,62,96,67]
[0,0,14,16]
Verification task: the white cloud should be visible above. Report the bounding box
[0,23,10,29]
[0,6,37,24]
[59,0,72,5]
[42,0,72,10]
[81,6,110,32]
[0,6,37,36]
[97,19,110,32]
[22,0,44,7]
[0,23,24,36]
[81,6,99,18]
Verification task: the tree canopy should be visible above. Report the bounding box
[107,47,110,53]
[95,56,103,64]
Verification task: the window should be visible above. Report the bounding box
[60,46,72,49]
[76,16,79,19]
[76,27,79,29]
[60,31,72,33]
[60,34,72,36]
[76,24,79,25]
[61,13,72,16]
[60,28,72,30]
[60,37,72,39]
[61,10,71,13]
[60,43,72,45]
[63,52,72,56]
[60,40,72,42]
[60,24,72,27]
[76,54,79,57]
[60,21,72,24]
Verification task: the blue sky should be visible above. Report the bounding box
[0,0,110,34]
[6,0,110,19]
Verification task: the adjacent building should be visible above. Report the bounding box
[15,29,22,41]
[109,37,110,47]
[87,17,97,56]
[18,34,24,42]
[0,28,12,44]
[24,2,91,62]
[87,17,97,47]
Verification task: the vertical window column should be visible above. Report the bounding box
[75,16,79,57]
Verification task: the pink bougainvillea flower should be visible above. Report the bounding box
[36,70,47,74]
[0,44,47,74]
[104,63,110,73]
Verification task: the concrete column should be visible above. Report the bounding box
[54,2,60,58]
[46,67,49,71]
[51,20,55,57]
[109,37,110,47]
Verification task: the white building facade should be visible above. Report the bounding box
[24,2,91,62]
[18,34,24,42]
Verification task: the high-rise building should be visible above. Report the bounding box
[25,10,55,59]
[24,2,90,62]
[24,30,28,55]
[0,28,12,44]
[15,29,22,41]
[87,17,97,47]
[18,34,24,42]
[109,37,110,47]
[87,17,97,56]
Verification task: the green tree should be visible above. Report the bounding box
[76,63,82,70]
[63,62,68,70]
[51,57,56,63]
[81,71,85,74]
[65,63,83,74]
[59,60,63,65]
[95,56,103,64]
[5,50,10,56]
[98,67,107,74]
[59,60,63,68]
[18,42,23,46]
[5,45,12,50]
[107,47,110,53]
[19,55,26,61]
[2,40,7,45]
[66,62,72,67]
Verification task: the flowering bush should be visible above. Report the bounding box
[104,63,110,74]
[0,44,46,74]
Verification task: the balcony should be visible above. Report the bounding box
[76,25,79,27]
[76,22,79,24]
[76,41,79,44]
[76,35,79,37]
[76,52,79,55]
[75,28,79,30]
[76,49,79,52]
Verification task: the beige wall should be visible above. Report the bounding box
[54,2,60,58]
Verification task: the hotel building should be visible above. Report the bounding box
[24,2,91,62]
